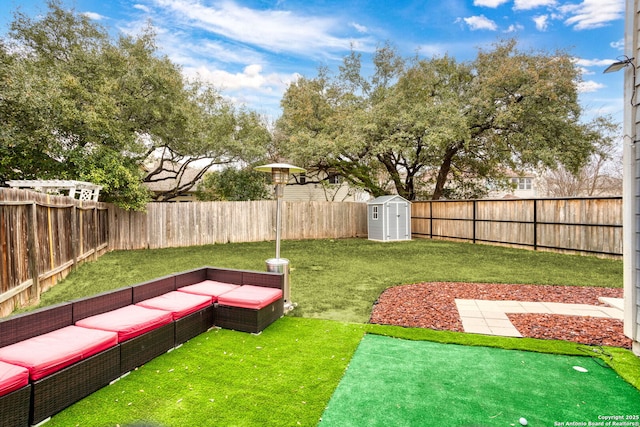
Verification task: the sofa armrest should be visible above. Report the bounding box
[242,271,284,290]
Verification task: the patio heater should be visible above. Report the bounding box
[254,163,306,311]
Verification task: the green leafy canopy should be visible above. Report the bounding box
[276,39,615,200]
[1,1,271,209]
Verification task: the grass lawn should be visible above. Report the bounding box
[25,238,639,426]
[36,238,623,323]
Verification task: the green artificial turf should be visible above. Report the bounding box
[42,318,640,427]
[320,334,640,427]
[45,318,368,427]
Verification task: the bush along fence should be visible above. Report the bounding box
[411,197,622,258]
[0,188,108,316]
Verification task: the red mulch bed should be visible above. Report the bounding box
[369,282,631,349]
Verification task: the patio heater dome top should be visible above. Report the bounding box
[254,163,306,173]
[254,163,306,186]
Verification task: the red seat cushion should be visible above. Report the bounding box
[217,285,282,310]
[136,291,212,320]
[75,305,173,343]
[177,280,240,302]
[0,326,118,381]
[0,361,29,396]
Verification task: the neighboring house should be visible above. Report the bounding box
[143,164,369,203]
[143,161,205,202]
[281,169,369,202]
[487,173,540,199]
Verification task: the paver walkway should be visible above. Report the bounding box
[455,297,624,337]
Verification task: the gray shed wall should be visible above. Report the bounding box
[367,196,411,242]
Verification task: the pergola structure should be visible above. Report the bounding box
[6,180,102,202]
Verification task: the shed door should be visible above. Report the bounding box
[386,201,409,240]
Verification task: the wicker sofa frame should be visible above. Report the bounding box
[0,266,284,426]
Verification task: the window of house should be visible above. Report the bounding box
[298,173,306,184]
[327,174,341,184]
[511,177,532,190]
[372,206,379,220]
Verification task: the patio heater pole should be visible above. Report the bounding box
[254,163,305,312]
[275,183,282,259]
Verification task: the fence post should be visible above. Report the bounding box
[71,204,78,271]
[473,200,477,244]
[27,202,40,300]
[429,200,433,239]
[94,206,100,259]
[533,199,538,251]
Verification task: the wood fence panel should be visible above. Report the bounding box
[432,201,474,241]
[0,205,30,295]
[411,200,432,237]
[411,197,622,257]
[476,199,535,247]
[535,198,622,255]
[0,188,108,315]
[108,200,367,250]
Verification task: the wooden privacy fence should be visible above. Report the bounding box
[108,200,368,250]
[0,188,108,315]
[411,197,622,257]
[0,192,623,315]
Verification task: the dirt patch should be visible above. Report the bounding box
[369,282,631,349]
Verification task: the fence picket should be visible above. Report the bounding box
[0,189,622,316]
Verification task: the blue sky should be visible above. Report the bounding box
[0,0,626,124]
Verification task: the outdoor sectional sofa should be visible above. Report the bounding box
[0,266,284,426]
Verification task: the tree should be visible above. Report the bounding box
[143,85,272,202]
[1,1,271,208]
[195,167,270,201]
[277,40,613,200]
[542,117,622,197]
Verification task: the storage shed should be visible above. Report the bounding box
[367,195,411,242]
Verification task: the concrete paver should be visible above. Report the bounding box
[454,297,624,337]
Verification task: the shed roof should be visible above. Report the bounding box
[367,195,410,204]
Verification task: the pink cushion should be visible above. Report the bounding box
[0,326,118,381]
[76,305,173,343]
[177,280,240,302]
[0,361,29,396]
[136,291,212,320]
[217,285,282,310]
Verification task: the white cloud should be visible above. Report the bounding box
[558,0,624,30]
[350,22,368,33]
[575,58,618,68]
[461,15,498,31]
[149,0,373,56]
[183,63,297,93]
[504,23,524,33]
[578,80,605,93]
[473,0,509,7]
[514,0,556,10]
[610,39,624,50]
[574,58,619,76]
[82,12,106,21]
[133,4,151,13]
[533,15,549,31]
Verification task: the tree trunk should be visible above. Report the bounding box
[432,143,461,200]
[376,152,415,200]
